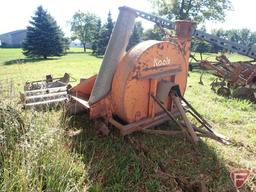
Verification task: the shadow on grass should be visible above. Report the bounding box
[66,114,236,192]
[4,58,59,65]
[66,51,85,54]
[95,55,104,59]
[66,51,103,58]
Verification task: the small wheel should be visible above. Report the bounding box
[233,87,255,102]
[217,87,231,97]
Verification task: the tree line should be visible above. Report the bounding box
[20,1,255,59]
[192,28,256,57]
[70,11,146,55]
[21,6,146,58]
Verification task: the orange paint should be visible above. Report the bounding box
[69,21,194,131]
[69,75,97,98]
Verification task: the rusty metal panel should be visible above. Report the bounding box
[111,41,187,123]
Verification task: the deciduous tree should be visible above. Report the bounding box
[211,28,256,52]
[70,11,98,52]
[143,25,164,41]
[149,0,232,24]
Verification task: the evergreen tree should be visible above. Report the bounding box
[96,27,108,55]
[23,6,65,59]
[127,22,143,50]
[92,19,102,54]
[95,11,114,55]
[106,11,114,36]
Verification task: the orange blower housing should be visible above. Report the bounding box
[68,7,195,135]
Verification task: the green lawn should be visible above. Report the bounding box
[0,48,255,191]
[0,48,101,89]
[191,52,251,62]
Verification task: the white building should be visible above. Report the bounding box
[70,39,92,48]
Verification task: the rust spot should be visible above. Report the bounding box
[157,44,164,50]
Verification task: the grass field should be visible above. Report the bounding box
[0,48,255,191]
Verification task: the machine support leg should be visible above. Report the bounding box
[171,94,199,142]
[150,94,191,141]
[150,93,228,144]
[180,95,214,132]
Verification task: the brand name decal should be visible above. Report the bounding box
[153,57,171,67]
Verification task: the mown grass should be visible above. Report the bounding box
[191,52,251,62]
[0,48,255,191]
[0,48,101,91]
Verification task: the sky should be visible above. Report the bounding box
[0,0,256,36]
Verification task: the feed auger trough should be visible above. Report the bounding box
[67,6,229,144]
